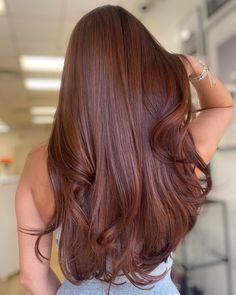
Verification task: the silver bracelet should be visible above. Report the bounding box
[189,62,216,88]
[189,63,209,83]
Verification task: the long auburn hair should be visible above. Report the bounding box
[20,4,212,293]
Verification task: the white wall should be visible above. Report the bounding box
[141,0,200,52]
[0,126,51,174]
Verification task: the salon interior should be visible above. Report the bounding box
[0,0,236,294]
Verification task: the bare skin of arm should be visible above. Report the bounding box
[181,55,235,178]
[15,142,61,295]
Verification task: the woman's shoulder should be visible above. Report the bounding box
[24,140,49,187]
[21,140,55,224]
[27,139,48,160]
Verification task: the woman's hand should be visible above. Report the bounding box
[178,54,204,78]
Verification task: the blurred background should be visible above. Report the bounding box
[0,0,235,294]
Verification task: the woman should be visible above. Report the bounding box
[15,4,234,295]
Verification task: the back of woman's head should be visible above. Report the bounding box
[40,4,211,291]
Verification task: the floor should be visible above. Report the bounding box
[0,237,64,295]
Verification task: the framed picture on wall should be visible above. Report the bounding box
[206,0,231,17]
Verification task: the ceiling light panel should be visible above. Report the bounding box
[24,78,61,91]
[32,116,54,124]
[0,0,6,15]
[19,55,64,72]
[0,121,10,133]
[30,106,56,115]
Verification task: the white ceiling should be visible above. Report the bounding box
[0,0,164,131]
[0,0,204,132]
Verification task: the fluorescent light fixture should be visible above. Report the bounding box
[30,106,56,115]
[180,29,191,41]
[24,78,61,91]
[0,0,6,15]
[19,55,64,72]
[0,121,10,133]
[32,116,54,124]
